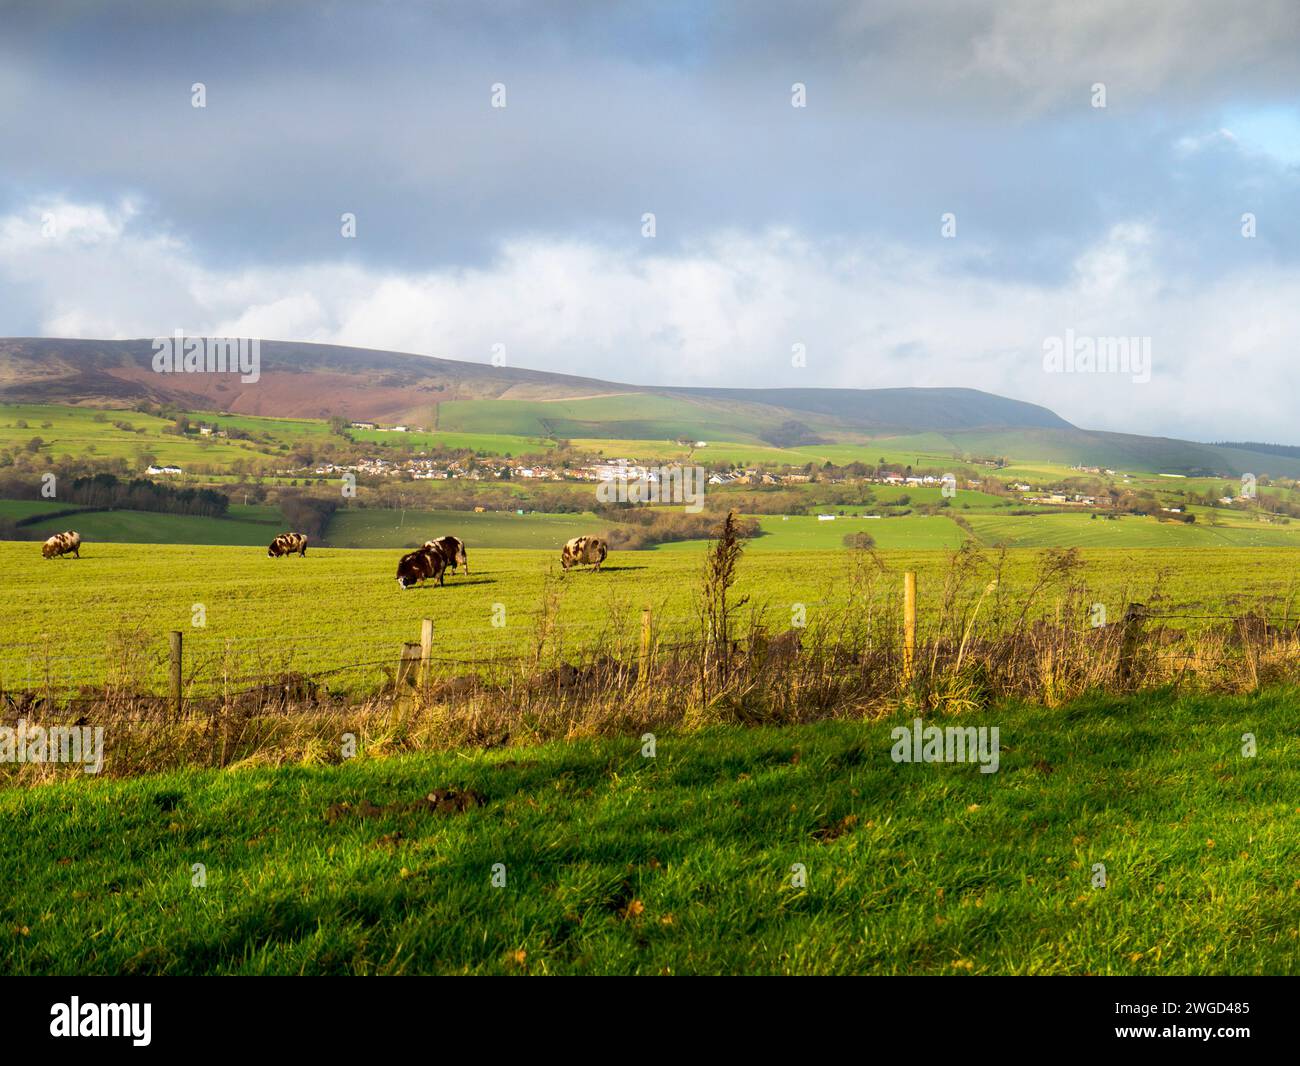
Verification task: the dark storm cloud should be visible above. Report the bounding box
[1,0,1297,276]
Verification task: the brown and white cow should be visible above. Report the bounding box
[41,530,81,559]
[397,544,446,589]
[423,536,468,578]
[268,532,309,557]
[561,535,607,572]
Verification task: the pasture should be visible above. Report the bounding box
[1,686,1295,975]
[325,507,601,550]
[6,540,1300,697]
[15,503,283,546]
[0,403,266,468]
[964,511,1300,549]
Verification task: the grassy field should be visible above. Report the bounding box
[965,512,1300,549]
[11,489,1300,553]
[17,504,283,546]
[0,403,266,468]
[1,685,1295,975]
[348,427,554,456]
[326,507,603,549]
[7,540,1300,696]
[651,514,968,551]
[0,499,87,521]
[435,395,777,443]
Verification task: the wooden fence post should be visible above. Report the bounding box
[1118,603,1146,686]
[420,618,434,690]
[902,572,917,686]
[397,642,421,688]
[637,606,653,699]
[169,630,183,719]
[396,641,422,711]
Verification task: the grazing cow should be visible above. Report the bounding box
[41,530,81,559]
[423,535,468,577]
[561,535,607,572]
[397,545,446,589]
[267,532,309,558]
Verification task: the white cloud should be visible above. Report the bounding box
[3,197,1300,442]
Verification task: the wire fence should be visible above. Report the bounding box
[6,576,1300,706]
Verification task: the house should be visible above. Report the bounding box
[147,465,182,476]
[349,421,376,430]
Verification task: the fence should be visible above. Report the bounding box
[5,569,1299,718]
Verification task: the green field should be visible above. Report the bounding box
[7,541,1300,696]
[965,512,1300,549]
[348,428,554,456]
[436,395,777,443]
[652,514,967,551]
[2,685,1295,974]
[17,504,282,546]
[0,403,268,468]
[0,499,87,521]
[325,508,604,550]
[10,493,1300,556]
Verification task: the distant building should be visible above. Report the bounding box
[349,421,376,430]
[147,465,182,476]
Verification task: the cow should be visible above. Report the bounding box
[423,536,468,578]
[41,531,81,559]
[561,535,607,572]
[267,532,309,558]
[397,545,446,589]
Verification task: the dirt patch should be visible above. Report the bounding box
[325,787,485,824]
[812,813,859,842]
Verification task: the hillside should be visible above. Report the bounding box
[0,338,1068,442]
[3,337,1300,477]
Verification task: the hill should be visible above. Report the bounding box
[4,337,1300,477]
[0,338,1067,444]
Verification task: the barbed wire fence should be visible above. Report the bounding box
[5,574,1300,718]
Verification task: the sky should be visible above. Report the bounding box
[2,0,1299,440]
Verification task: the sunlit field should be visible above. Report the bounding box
[7,540,1300,697]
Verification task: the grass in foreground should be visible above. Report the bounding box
[1,686,1295,975]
